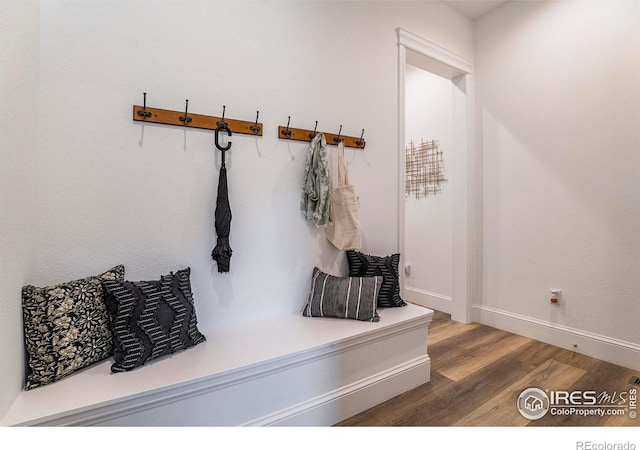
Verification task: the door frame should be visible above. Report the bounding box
[397,28,477,324]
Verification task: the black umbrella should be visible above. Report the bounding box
[211,123,233,273]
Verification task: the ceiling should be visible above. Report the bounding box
[445,1,509,20]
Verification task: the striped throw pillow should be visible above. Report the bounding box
[302,267,381,322]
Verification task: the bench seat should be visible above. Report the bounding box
[1,303,433,426]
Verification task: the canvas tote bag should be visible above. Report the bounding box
[325,141,362,250]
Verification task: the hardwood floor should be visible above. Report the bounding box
[337,311,639,427]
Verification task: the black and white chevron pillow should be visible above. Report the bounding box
[346,250,407,308]
[102,267,206,373]
[302,267,381,322]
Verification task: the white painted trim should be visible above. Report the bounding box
[473,305,640,372]
[405,286,452,314]
[397,41,407,291]
[397,28,473,75]
[245,355,430,426]
[397,27,476,324]
[450,74,476,324]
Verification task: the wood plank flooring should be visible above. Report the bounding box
[337,310,639,427]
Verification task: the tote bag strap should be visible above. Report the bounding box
[336,140,349,187]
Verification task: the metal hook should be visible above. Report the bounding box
[309,121,318,139]
[250,111,260,134]
[217,105,227,128]
[179,99,192,125]
[355,128,365,148]
[137,92,152,119]
[333,125,342,143]
[282,116,292,138]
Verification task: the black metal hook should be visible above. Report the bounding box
[179,99,192,125]
[137,92,152,119]
[355,128,365,148]
[309,121,318,139]
[282,116,292,138]
[333,125,342,143]
[250,111,260,134]
[217,105,228,128]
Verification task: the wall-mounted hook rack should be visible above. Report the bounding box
[132,96,263,136]
[277,120,365,149]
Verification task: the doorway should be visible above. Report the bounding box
[396,28,476,324]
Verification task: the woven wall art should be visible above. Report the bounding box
[405,139,447,198]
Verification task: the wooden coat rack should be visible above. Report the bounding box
[278,119,365,149]
[133,94,262,136]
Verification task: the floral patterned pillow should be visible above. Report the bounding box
[21,265,124,390]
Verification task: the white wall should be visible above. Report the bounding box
[404,62,453,310]
[475,0,640,360]
[0,0,40,417]
[0,0,474,417]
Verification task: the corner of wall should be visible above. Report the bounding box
[0,0,40,419]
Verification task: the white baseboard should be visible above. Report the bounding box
[246,355,431,426]
[405,286,452,314]
[473,305,640,372]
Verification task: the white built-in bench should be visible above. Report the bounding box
[1,303,433,426]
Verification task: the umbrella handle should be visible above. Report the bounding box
[214,123,232,164]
